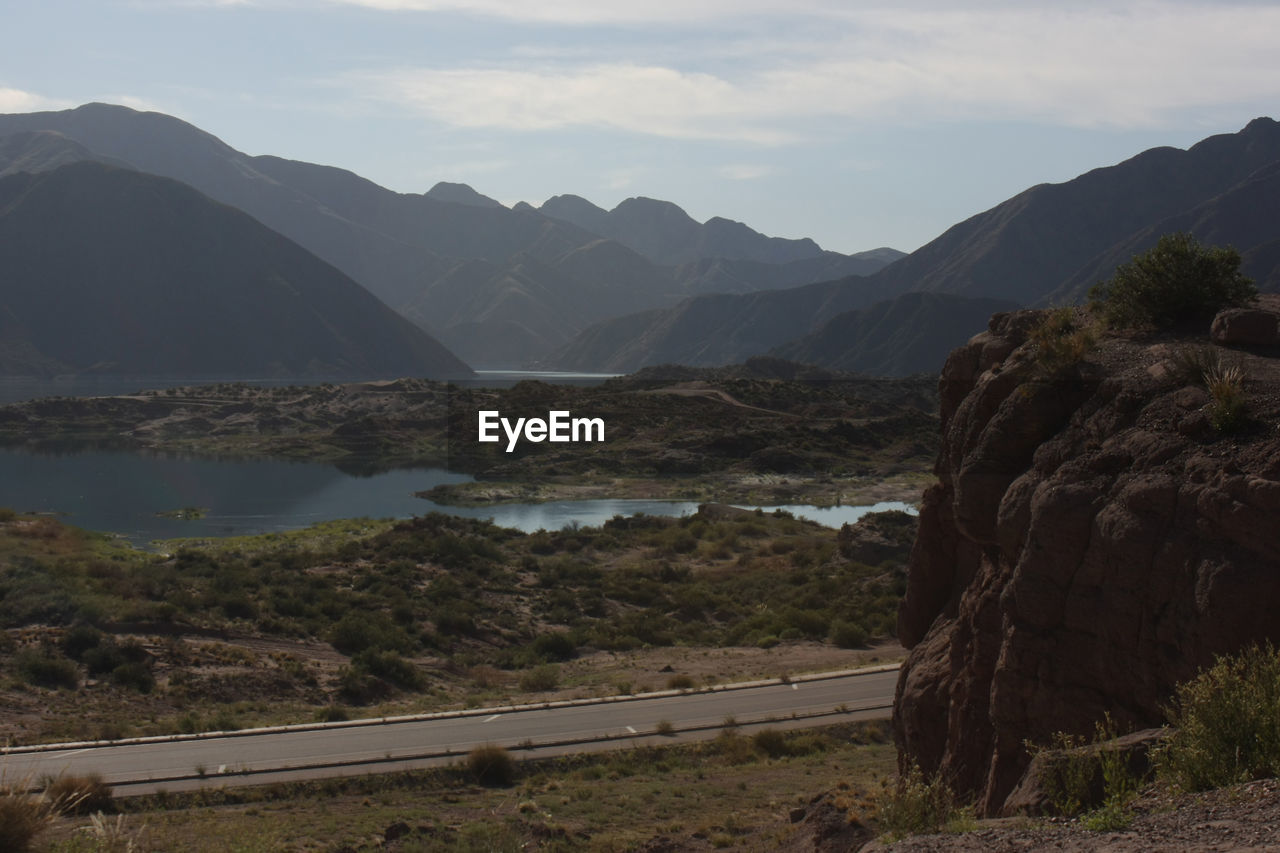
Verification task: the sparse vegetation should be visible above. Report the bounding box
[1089,232,1256,329]
[1204,361,1248,432]
[875,762,973,840]
[0,506,907,745]
[1029,306,1097,374]
[1159,642,1280,791]
[0,777,55,853]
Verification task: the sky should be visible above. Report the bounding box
[3,0,1279,255]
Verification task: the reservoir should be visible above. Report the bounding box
[0,447,914,547]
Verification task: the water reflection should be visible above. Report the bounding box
[0,446,915,548]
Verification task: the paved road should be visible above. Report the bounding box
[1,668,897,793]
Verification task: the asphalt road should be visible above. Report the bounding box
[1,668,898,793]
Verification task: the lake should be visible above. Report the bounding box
[0,447,915,547]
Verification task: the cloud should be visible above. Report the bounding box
[0,87,72,113]
[343,3,1280,140]
[350,64,798,144]
[323,0,857,25]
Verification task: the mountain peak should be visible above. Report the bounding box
[425,181,503,209]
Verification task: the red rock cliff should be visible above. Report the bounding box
[894,302,1280,815]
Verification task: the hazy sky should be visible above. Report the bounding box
[4,1,1279,254]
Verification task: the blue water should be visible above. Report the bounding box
[0,447,914,547]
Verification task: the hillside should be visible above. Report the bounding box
[0,162,471,378]
[770,292,1019,376]
[546,118,1280,373]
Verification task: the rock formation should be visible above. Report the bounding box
[894,301,1280,815]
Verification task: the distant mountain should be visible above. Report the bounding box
[673,250,905,296]
[547,118,1280,373]
[401,239,683,367]
[539,194,831,266]
[0,162,471,378]
[0,103,900,366]
[770,292,1019,376]
[543,276,883,373]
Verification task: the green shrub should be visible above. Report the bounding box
[531,632,577,662]
[518,663,560,693]
[1089,232,1256,329]
[60,624,105,661]
[467,744,516,787]
[829,619,868,649]
[15,647,79,690]
[666,674,695,690]
[351,649,424,691]
[1159,642,1280,791]
[328,611,411,655]
[110,661,155,693]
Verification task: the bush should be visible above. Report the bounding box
[829,619,869,649]
[1029,307,1097,374]
[351,649,424,691]
[43,773,114,816]
[531,632,577,662]
[329,611,411,656]
[1089,232,1256,329]
[1159,642,1280,791]
[467,744,516,787]
[876,763,972,840]
[518,663,560,693]
[111,661,156,693]
[15,647,79,690]
[0,784,54,853]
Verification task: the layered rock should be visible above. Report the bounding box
[894,306,1280,815]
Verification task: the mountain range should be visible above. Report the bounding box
[0,104,900,369]
[3,104,1277,380]
[546,117,1280,375]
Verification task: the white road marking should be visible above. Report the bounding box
[54,748,92,758]
[483,715,500,723]
[791,683,799,691]
[626,726,637,734]
[217,765,227,774]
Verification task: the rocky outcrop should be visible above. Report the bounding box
[893,307,1280,815]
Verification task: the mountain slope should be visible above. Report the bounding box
[543,275,883,372]
[770,292,1020,376]
[1048,159,1280,302]
[547,118,1280,372]
[0,162,471,378]
[0,130,132,178]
